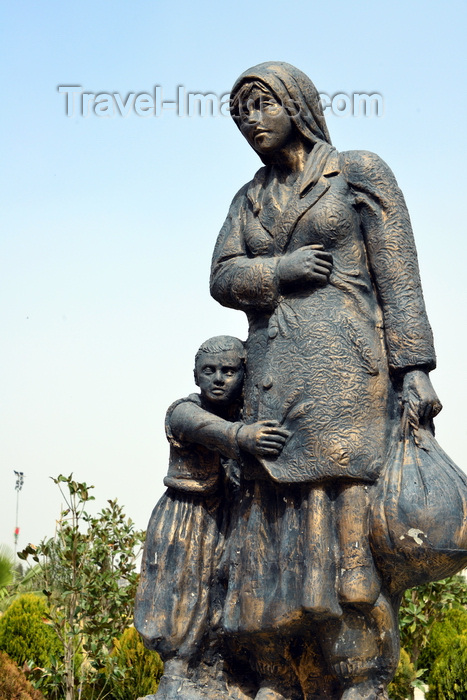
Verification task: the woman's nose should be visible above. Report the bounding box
[246,108,261,124]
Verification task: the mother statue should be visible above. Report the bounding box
[210,62,441,700]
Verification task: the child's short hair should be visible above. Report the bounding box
[194,335,246,369]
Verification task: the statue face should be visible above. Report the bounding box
[237,86,293,155]
[195,350,244,406]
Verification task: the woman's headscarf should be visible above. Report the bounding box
[230,62,332,155]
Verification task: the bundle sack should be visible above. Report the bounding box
[370,414,467,593]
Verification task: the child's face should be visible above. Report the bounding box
[195,350,244,407]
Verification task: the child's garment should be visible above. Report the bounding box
[134,393,241,658]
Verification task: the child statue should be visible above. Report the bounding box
[135,335,289,699]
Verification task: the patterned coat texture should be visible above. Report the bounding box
[211,142,436,486]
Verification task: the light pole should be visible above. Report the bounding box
[14,470,24,555]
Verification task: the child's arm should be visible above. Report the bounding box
[170,402,289,460]
[170,400,243,459]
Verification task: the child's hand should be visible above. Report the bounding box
[237,420,290,457]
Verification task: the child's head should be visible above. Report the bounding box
[194,336,246,407]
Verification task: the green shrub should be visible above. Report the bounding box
[388,647,423,700]
[0,650,46,700]
[0,593,61,668]
[426,608,467,700]
[105,626,163,700]
[0,545,15,591]
[427,634,467,699]
[422,606,467,671]
[18,475,145,700]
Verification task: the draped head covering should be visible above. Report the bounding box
[230,61,332,159]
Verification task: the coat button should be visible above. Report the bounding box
[262,376,273,389]
[268,325,278,339]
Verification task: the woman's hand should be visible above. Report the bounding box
[237,420,290,457]
[277,244,333,288]
[401,369,442,432]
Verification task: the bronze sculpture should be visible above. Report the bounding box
[136,336,289,698]
[136,62,467,700]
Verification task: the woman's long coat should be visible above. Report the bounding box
[211,143,436,485]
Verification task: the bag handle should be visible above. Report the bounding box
[400,405,411,442]
[400,402,435,448]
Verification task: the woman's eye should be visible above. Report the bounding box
[264,101,281,112]
[239,110,252,121]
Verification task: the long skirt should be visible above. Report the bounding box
[220,478,377,637]
[135,488,224,659]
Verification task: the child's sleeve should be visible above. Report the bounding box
[168,399,243,460]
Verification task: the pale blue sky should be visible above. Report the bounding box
[2,0,466,552]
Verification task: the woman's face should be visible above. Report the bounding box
[236,85,293,156]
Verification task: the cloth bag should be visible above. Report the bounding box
[370,413,467,593]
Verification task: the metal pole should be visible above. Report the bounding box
[13,471,24,555]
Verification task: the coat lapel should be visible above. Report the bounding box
[246,143,341,251]
[246,167,275,235]
[272,176,330,254]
